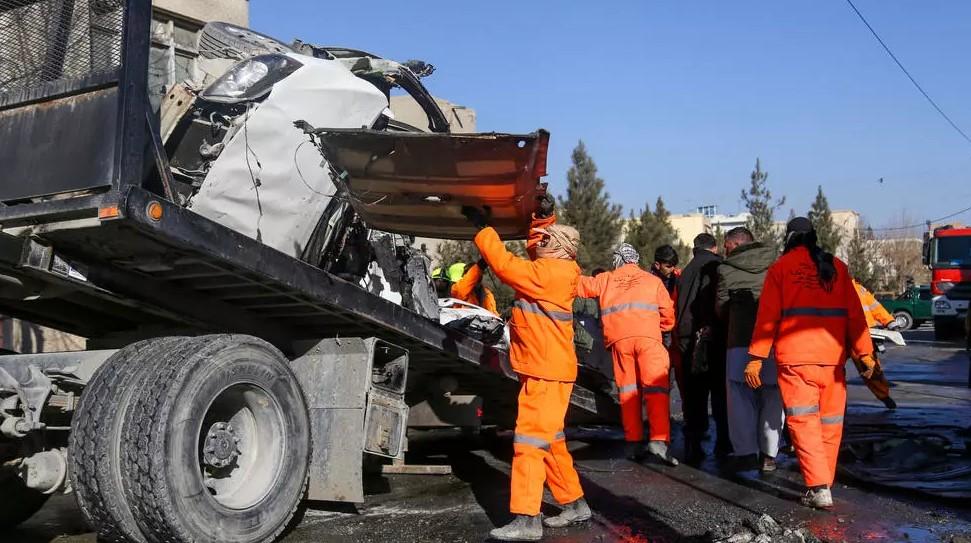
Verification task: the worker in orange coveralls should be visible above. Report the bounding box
[463,194,589,541]
[578,243,679,466]
[451,259,499,316]
[747,217,872,509]
[852,279,900,409]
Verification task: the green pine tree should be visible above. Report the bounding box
[558,141,623,271]
[741,158,786,252]
[624,196,689,267]
[845,226,882,291]
[808,185,842,254]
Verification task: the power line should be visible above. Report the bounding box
[870,204,971,231]
[844,0,971,147]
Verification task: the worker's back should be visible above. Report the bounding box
[579,264,674,346]
[750,246,869,366]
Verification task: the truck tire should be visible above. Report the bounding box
[893,311,914,331]
[0,476,49,530]
[69,337,195,542]
[121,335,310,543]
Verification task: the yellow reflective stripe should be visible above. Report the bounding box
[602,302,659,316]
[618,383,639,395]
[552,431,566,442]
[785,405,820,416]
[514,434,550,450]
[513,300,573,322]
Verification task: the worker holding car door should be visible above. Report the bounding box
[464,194,590,541]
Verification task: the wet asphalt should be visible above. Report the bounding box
[7,326,971,543]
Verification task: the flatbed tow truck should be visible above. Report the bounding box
[0,1,611,540]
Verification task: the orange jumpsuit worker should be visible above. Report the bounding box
[464,195,589,541]
[578,243,678,465]
[852,279,899,409]
[747,217,872,509]
[451,259,499,316]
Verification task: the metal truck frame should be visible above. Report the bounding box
[0,1,611,540]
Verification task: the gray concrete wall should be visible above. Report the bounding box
[153,0,249,26]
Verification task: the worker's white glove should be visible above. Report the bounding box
[886,321,901,332]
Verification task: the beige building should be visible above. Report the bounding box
[149,0,250,106]
[390,96,477,134]
[669,207,861,256]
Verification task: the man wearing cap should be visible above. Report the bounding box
[463,194,589,541]
[577,243,678,465]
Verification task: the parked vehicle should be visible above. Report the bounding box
[922,226,971,340]
[877,284,932,331]
[0,2,611,540]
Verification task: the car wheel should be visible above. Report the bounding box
[893,311,914,331]
[121,335,309,543]
[934,318,960,341]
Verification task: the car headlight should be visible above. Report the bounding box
[935,300,953,310]
[201,54,303,103]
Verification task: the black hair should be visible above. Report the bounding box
[784,229,837,290]
[591,267,608,276]
[653,245,679,266]
[693,233,717,250]
[725,226,754,245]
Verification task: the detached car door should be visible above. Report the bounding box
[307,129,550,240]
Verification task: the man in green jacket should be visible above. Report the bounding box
[716,227,785,473]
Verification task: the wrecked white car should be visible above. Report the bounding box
[161,23,550,320]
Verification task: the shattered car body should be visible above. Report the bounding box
[161,23,548,320]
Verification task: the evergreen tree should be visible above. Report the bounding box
[808,185,842,254]
[558,141,623,271]
[713,224,726,253]
[740,158,785,252]
[845,226,882,291]
[624,196,689,266]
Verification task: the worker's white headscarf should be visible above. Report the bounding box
[612,243,640,269]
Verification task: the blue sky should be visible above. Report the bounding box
[251,1,971,228]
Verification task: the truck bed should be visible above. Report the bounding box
[0,187,613,424]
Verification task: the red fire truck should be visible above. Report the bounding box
[923,225,971,339]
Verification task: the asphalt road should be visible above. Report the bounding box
[8,326,971,543]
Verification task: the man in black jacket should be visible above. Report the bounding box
[676,233,730,463]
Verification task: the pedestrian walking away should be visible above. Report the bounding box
[676,233,731,464]
[465,194,590,541]
[715,227,784,473]
[578,243,679,466]
[747,217,872,509]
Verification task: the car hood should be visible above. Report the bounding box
[302,128,550,240]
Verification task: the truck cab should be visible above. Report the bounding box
[923,226,971,339]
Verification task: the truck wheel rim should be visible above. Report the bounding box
[198,383,285,510]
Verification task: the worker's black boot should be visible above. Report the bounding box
[624,441,647,461]
[489,514,542,541]
[881,396,897,410]
[543,497,591,528]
